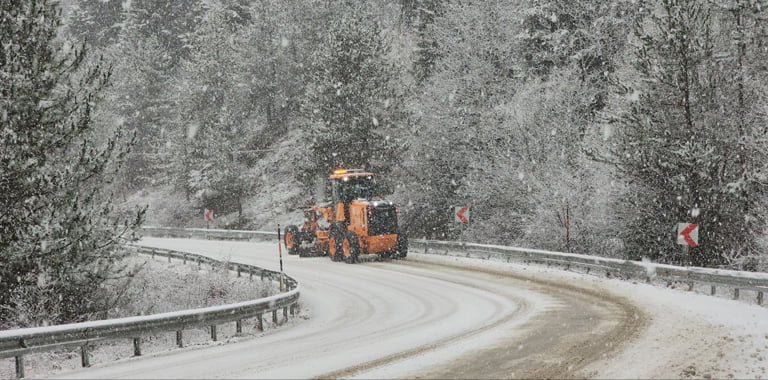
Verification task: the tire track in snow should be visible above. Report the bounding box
[318,261,539,379]
[47,239,644,379]
[395,255,647,379]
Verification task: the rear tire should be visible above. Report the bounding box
[329,226,345,262]
[343,231,360,264]
[284,225,300,255]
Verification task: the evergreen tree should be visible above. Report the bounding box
[0,0,143,327]
[606,0,768,267]
[170,1,253,222]
[401,0,520,239]
[237,0,311,154]
[298,2,406,190]
[107,34,176,189]
[400,0,445,84]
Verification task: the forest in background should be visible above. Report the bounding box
[4,0,768,327]
[61,0,768,269]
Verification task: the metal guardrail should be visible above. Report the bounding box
[410,239,768,304]
[1,242,299,378]
[141,226,277,241]
[143,226,768,303]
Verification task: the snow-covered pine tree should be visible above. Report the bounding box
[400,0,444,84]
[486,1,640,252]
[169,1,253,222]
[401,0,520,240]
[607,0,768,268]
[703,0,768,269]
[237,0,310,154]
[298,2,406,192]
[0,0,143,327]
[108,34,176,189]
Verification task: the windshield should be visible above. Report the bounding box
[332,176,374,203]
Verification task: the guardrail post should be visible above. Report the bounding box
[249,269,253,281]
[261,270,265,281]
[197,258,201,269]
[237,266,241,277]
[81,345,90,367]
[272,310,278,324]
[211,325,217,341]
[711,285,716,296]
[183,254,187,265]
[257,314,264,331]
[236,319,242,334]
[168,255,171,263]
[176,331,183,348]
[283,307,288,321]
[290,304,296,316]
[759,291,764,305]
[15,356,24,378]
[734,288,740,300]
[152,249,156,259]
[133,337,141,356]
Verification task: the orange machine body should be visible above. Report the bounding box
[282,169,407,263]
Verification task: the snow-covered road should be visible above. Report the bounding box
[51,238,768,379]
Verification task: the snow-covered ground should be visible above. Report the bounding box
[411,253,768,379]
[42,238,768,379]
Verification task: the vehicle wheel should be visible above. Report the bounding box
[297,232,315,257]
[343,231,360,264]
[396,231,408,259]
[284,225,300,255]
[329,227,344,262]
[329,236,340,261]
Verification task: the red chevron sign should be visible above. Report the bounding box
[204,209,214,222]
[676,223,699,247]
[455,206,470,224]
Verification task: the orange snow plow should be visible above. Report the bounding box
[283,169,407,263]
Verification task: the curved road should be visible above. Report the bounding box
[56,237,644,379]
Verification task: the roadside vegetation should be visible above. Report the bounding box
[4,0,768,328]
[0,251,280,378]
[4,250,276,329]
[61,0,768,270]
